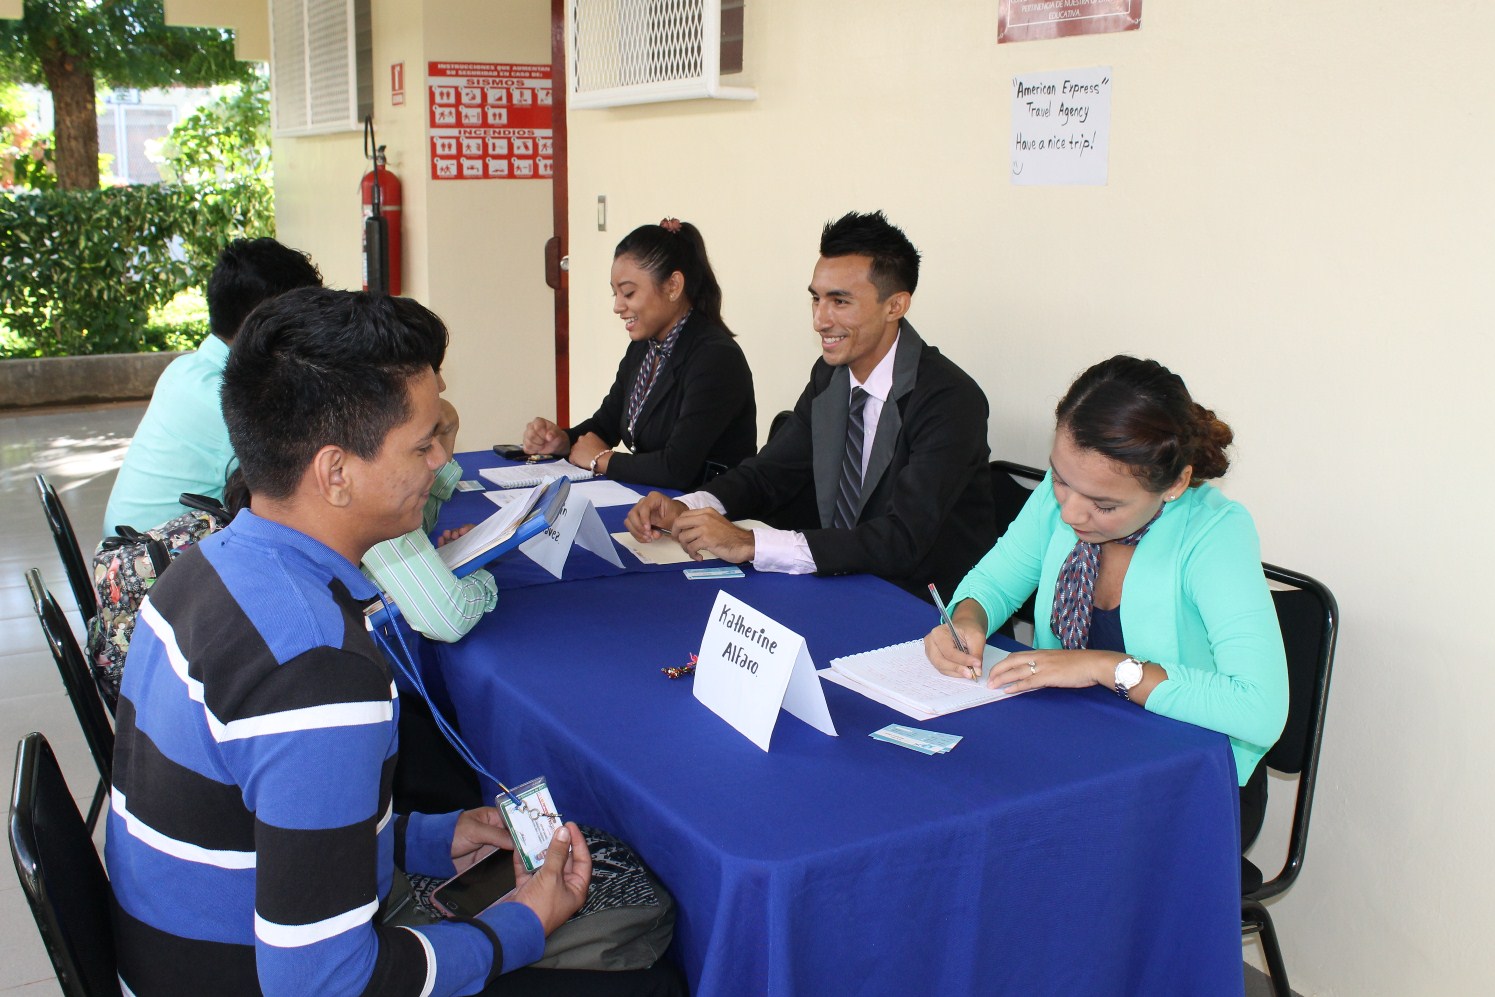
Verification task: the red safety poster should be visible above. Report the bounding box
[999,0,1141,44]
[427,62,553,181]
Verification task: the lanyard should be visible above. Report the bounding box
[369,597,562,825]
[367,595,533,809]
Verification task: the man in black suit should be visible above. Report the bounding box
[624,210,994,599]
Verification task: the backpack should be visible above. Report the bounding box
[86,494,232,707]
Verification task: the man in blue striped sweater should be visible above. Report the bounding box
[106,289,679,996]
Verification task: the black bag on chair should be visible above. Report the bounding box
[406,825,676,972]
[86,494,232,704]
[532,825,676,972]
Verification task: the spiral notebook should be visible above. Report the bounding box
[824,639,1013,718]
[479,459,595,489]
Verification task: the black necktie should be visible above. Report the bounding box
[832,387,868,529]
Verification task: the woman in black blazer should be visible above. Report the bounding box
[523,219,757,490]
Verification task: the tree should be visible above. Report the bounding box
[0,1,249,190]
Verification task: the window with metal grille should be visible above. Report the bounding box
[269,0,373,136]
[569,0,753,109]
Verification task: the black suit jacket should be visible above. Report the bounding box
[569,311,757,490]
[704,321,995,598]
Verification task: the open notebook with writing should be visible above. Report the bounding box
[480,459,594,489]
[822,639,1013,719]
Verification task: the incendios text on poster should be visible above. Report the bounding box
[428,62,553,181]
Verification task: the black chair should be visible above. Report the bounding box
[35,474,98,627]
[1242,565,1338,997]
[989,460,1043,636]
[27,569,114,832]
[766,409,793,444]
[9,732,121,997]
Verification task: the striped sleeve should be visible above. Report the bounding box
[363,531,498,642]
[423,460,464,532]
[112,552,513,997]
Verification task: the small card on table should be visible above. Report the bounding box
[870,723,963,755]
[684,565,745,580]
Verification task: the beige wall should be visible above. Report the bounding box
[273,0,556,442]
[563,2,1495,994]
[163,0,270,61]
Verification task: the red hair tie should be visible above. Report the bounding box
[660,217,683,234]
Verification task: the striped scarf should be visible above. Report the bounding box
[625,311,689,441]
[1049,507,1162,649]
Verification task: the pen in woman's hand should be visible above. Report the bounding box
[929,584,980,681]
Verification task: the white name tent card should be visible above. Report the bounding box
[519,491,624,578]
[693,591,837,751]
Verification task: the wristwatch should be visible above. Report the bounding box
[1114,657,1146,700]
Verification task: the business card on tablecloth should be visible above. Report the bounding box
[683,565,745,580]
[871,723,962,755]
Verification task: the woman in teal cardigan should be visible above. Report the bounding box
[926,355,1288,847]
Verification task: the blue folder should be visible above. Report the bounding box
[368,477,570,628]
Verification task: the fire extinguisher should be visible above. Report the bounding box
[362,117,402,295]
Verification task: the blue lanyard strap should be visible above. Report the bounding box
[367,594,507,792]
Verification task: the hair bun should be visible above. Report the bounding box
[1190,403,1233,480]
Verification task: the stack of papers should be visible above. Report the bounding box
[483,478,642,510]
[610,520,769,565]
[871,724,963,755]
[480,460,594,489]
[822,638,1013,719]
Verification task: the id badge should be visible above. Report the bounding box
[496,776,563,872]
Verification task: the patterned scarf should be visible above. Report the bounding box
[624,310,689,441]
[1049,507,1163,649]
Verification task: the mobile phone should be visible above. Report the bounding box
[430,846,517,919]
[492,444,529,460]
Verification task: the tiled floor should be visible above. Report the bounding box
[0,401,1293,996]
[1,402,144,993]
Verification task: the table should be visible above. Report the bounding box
[425,464,1245,996]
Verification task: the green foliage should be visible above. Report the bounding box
[151,75,270,184]
[1,123,56,189]
[0,1,250,188]
[0,82,54,189]
[0,1,249,90]
[0,180,272,357]
[0,83,22,128]
[144,287,208,351]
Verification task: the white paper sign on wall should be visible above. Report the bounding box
[1010,65,1112,186]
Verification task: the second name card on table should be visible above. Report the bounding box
[519,492,623,578]
[694,590,837,751]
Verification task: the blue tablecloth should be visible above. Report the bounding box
[426,514,1246,997]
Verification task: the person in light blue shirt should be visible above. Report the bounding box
[103,238,322,535]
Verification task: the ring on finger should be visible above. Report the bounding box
[1028,660,1038,675]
